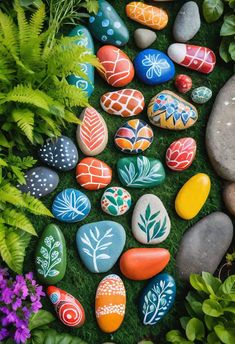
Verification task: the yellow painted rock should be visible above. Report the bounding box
[175,173,211,220]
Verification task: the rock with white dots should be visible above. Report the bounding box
[38,136,78,171]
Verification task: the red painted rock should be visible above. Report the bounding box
[166,137,196,171]
[47,286,85,328]
[175,74,192,93]
[97,45,134,87]
[76,157,112,190]
[120,248,170,280]
[100,89,145,117]
[168,43,216,74]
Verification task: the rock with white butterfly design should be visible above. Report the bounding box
[76,221,126,273]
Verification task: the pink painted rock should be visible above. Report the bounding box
[166,137,196,171]
[175,74,192,93]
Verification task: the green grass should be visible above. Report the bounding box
[24,1,234,343]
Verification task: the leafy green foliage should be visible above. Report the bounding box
[203,0,224,23]
[29,310,55,331]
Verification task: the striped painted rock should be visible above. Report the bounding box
[166,137,196,171]
[76,107,108,156]
[76,157,112,190]
[100,89,145,117]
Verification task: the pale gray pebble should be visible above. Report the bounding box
[134,28,157,49]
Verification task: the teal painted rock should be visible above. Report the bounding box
[117,156,165,188]
[67,25,94,97]
[76,221,126,273]
[101,187,131,216]
[88,0,129,47]
[35,224,67,284]
[139,273,176,325]
[191,86,212,104]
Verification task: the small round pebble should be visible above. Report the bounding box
[191,86,212,104]
[101,187,131,216]
[223,183,235,216]
[175,74,192,93]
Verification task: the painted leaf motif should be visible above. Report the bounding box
[36,237,62,278]
[48,269,59,277]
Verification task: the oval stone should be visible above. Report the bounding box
[134,49,175,85]
[97,45,134,87]
[175,74,192,93]
[47,286,85,328]
[76,157,112,190]
[117,156,165,188]
[134,28,157,49]
[88,0,129,47]
[96,274,126,333]
[101,187,131,216]
[35,224,66,284]
[76,221,126,273]
[223,183,235,216]
[76,107,108,156]
[100,89,145,117]
[139,273,176,325]
[52,188,91,223]
[147,90,198,130]
[114,119,153,154]
[166,137,196,171]
[191,86,212,104]
[120,248,170,280]
[175,173,211,220]
[132,194,171,244]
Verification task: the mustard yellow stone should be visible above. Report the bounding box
[175,173,211,220]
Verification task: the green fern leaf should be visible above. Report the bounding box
[29,2,45,37]
[65,110,82,125]
[2,208,37,235]
[0,10,19,57]
[12,108,34,143]
[22,193,53,217]
[14,0,30,56]
[0,183,26,205]
[0,130,11,148]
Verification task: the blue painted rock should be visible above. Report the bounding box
[139,273,176,325]
[18,167,59,198]
[67,25,94,97]
[76,221,126,273]
[88,0,129,47]
[191,86,212,104]
[134,49,175,86]
[38,136,78,171]
[52,188,91,223]
[101,187,131,216]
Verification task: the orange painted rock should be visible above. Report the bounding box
[76,157,112,190]
[120,248,170,280]
[47,286,85,328]
[126,2,168,30]
[100,89,145,117]
[97,45,134,87]
[95,274,126,333]
[166,137,196,171]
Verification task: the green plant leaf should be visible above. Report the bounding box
[166,330,192,343]
[180,317,191,330]
[207,332,222,344]
[190,274,209,293]
[31,328,88,344]
[202,272,222,294]
[220,37,233,62]
[204,314,218,330]
[29,310,55,330]
[186,318,205,341]
[221,15,235,36]
[202,299,223,317]
[2,208,37,235]
[221,275,235,300]
[203,0,224,23]
[229,41,235,60]
[223,306,235,314]
[12,108,34,143]
[186,292,203,317]
[214,323,235,344]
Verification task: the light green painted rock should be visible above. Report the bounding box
[191,86,212,104]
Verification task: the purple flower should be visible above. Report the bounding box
[0,328,9,341]
[12,298,22,311]
[2,287,13,304]
[1,311,18,326]
[14,324,30,344]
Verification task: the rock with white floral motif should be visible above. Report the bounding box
[101,187,131,216]
[191,86,212,104]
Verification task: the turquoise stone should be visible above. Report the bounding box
[191,86,212,104]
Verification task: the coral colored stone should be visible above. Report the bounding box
[175,74,192,93]
[166,137,196,171]
[120,248,170,280]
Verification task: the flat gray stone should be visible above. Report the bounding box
[134,28,156,49]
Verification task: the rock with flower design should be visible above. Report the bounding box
[139,273,176,325]
[147,90,198,130]
[101,187,131,216]
[35,224,67,285]
[134,49,175,86]
[191,86,212,104]
[166,137,196,171]
[175,74,192,93]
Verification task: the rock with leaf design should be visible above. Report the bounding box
[101,187,131,216]
[139,273,176,325]
[132,194,171,244]
[52,188,91,223]
[35,224,67,284]
[76,221,126,273]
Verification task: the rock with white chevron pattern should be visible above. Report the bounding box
[77,107,108,156]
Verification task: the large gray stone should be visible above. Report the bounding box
[206,76,235,181]
[176,212,233,280]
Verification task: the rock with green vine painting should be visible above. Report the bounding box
[117,156,165,188]
[35,224,67,284]
[132,194,171,245]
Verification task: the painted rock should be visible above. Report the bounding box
[126,2,168,30]
[175,74,192,93]
[76,107,108,156]
[101,187,131,216]
[147,90,198,130]
[223,183,235,216]
[132,194,171,244]
[120,248,170,280]
[166,137,196,171]
[100,89,145,117]
[97,45,134,87]
[95,274,126,333]
[18,167,59,198]
[76,221,126,273]
[76,157,112,191]
[134,28,157,49]
[47,286,85,328]
[117,156,165,188]
[52,188,91,223]
[168,43,216,74]
[134,49,175,86]
[175,173,211,220]
[114,119,153,154]
[38,135,78,171]
[67,25,94,97]
[191,86,212,104]
[35,224,66,284]
[176,212,233,280]
[139,273,176,325]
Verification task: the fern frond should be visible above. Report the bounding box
[65,110,82,125]
[22,193,53,217]
[0,10,19,57]
[0,183,25,206]
[10,165,26,184]
[14,1,30,57]
[0,130,10,148]
[12,108,34,143]
[2,208,37,236]
[29,2,45,37]
[7,155,37,170]
[37,111,62,134]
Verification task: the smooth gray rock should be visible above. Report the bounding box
[176,212,233,280]
[134,28,156,49]
[206,76,235,181]
[173,1,201,42]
